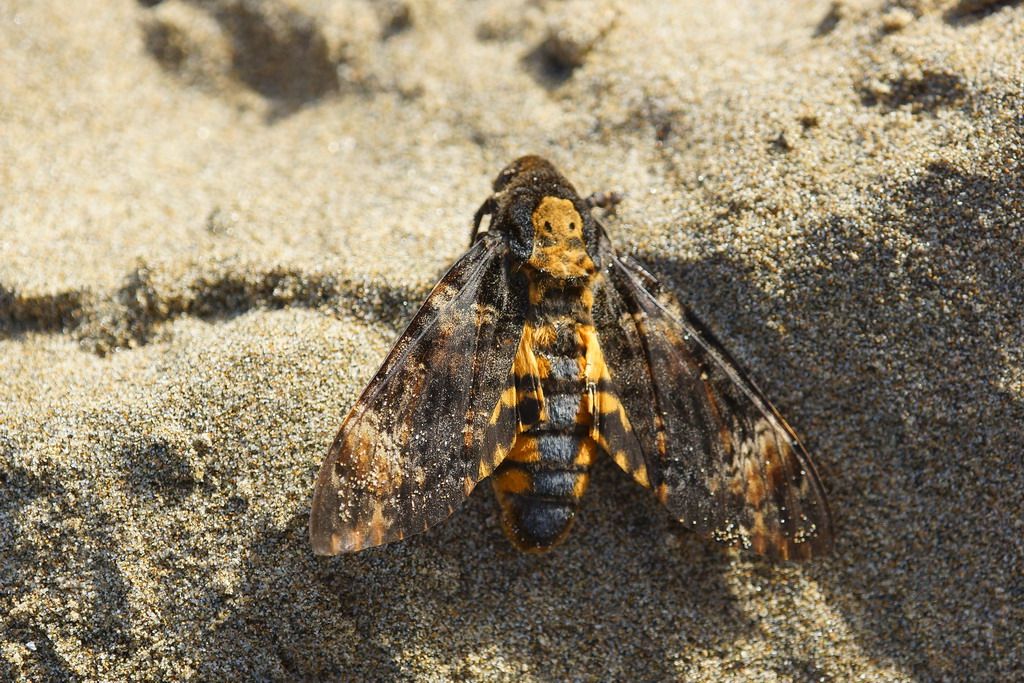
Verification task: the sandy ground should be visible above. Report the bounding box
[2,0,1023,680]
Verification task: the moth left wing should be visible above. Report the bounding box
[310,232,526,555]
[591,232,833,560]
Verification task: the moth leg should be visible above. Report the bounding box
[470,196,497,245]
[584,190,625,215]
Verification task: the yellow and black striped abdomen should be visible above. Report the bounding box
[492,283,601,551]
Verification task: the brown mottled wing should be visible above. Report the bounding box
[310,232,526,555]
[591,235,832,560]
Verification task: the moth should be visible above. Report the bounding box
[310,156,832,560]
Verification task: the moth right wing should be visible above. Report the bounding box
[591,231,832,560]
[310,232,527,555]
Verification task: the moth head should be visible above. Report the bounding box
[491,155,557,192]
[490,156,602,277]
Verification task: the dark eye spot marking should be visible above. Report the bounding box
[569,222,575,231]
[544,221,553,232]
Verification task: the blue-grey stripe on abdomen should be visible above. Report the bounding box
[530,469,581,498]
[534,432,577,466]
[544,392,579,428]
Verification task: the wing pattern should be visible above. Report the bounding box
[310,232,527,555]
[592,232,832,560]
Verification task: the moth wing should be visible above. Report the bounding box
[310,233,526,555]
[592,234,833,560]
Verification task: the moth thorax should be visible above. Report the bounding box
[528,196,596,279]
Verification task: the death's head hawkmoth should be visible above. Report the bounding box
[310,156,832,560]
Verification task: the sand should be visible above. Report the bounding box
[2,0,1022,680]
